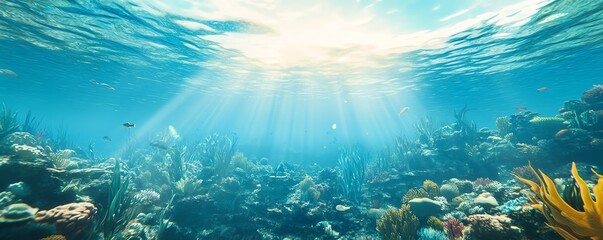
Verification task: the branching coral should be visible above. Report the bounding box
[376,204,420,240]
[515,162,603,239]
[402,188,429,204]
[423,180,440,198]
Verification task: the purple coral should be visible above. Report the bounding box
[443,217,464,240]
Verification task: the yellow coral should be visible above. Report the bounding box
[376,204,419,240]
[402,188,429,203]
[514,162,603,240]
[423,180,440,198]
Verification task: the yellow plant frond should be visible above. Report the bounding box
[515,162,603,239]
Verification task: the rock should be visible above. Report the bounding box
[6,182,31,197]
[0,203,38,223]
[474,192,499,207]
[408,198,442,218]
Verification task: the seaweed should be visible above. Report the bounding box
[197,133,237,178]
[156,194,176,240]
[168,145,186,183]
[453,106,477,145]
[0,103,19,139]
[21,110,40,134]
[338,147,366,203]
[93,158,133,240]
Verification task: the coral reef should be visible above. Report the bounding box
[0,83,602,239]
[443,217,464,240]
[376,204,420,240]
[35,202,97,238]
[466,214,521,239]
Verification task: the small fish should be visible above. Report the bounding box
[516,106,527,111]
[99,83,115,90]
[102,136,112,141]
[398,106,410,116]
[0,69,17,77]
[168,125,180,139]
[555,129,571,139]
[123,122,135,128]
[331,123,337,130]
[150,141,170,150]
[537,87,550,92]
[90,79,115,90]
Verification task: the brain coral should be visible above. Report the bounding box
[35,202,97,238]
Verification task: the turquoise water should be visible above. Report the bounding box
[1,0,601,162]
[1,0,603,239]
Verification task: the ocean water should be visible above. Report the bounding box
[1,0,603,239]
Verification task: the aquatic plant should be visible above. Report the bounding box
[415,116,436,146]
[167,145,185,182]
[231,152,257,172]
[0,103,19,139]
[427,216,444,231]
[48,149,75,169]
[515,162,603,239]
[174,177,201,195]
[22,110,41,134]
[561,178,584,212]
[338,147,366,203]
[453,106,477,145]
[495,116,510,137]
[49,126,76,150]
[376,204,420,240]
[417,227,447,240]
[391,136,421,170]
[95,158,132,240]
[197,133,237,178]
[155,194,175,240]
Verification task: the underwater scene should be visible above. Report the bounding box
[1,0,603,239]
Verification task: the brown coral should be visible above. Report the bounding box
[35,202,97,237]
[582,85,603,106]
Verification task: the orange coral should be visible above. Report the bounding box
[514,162,603,240]
[35,202,97,238]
